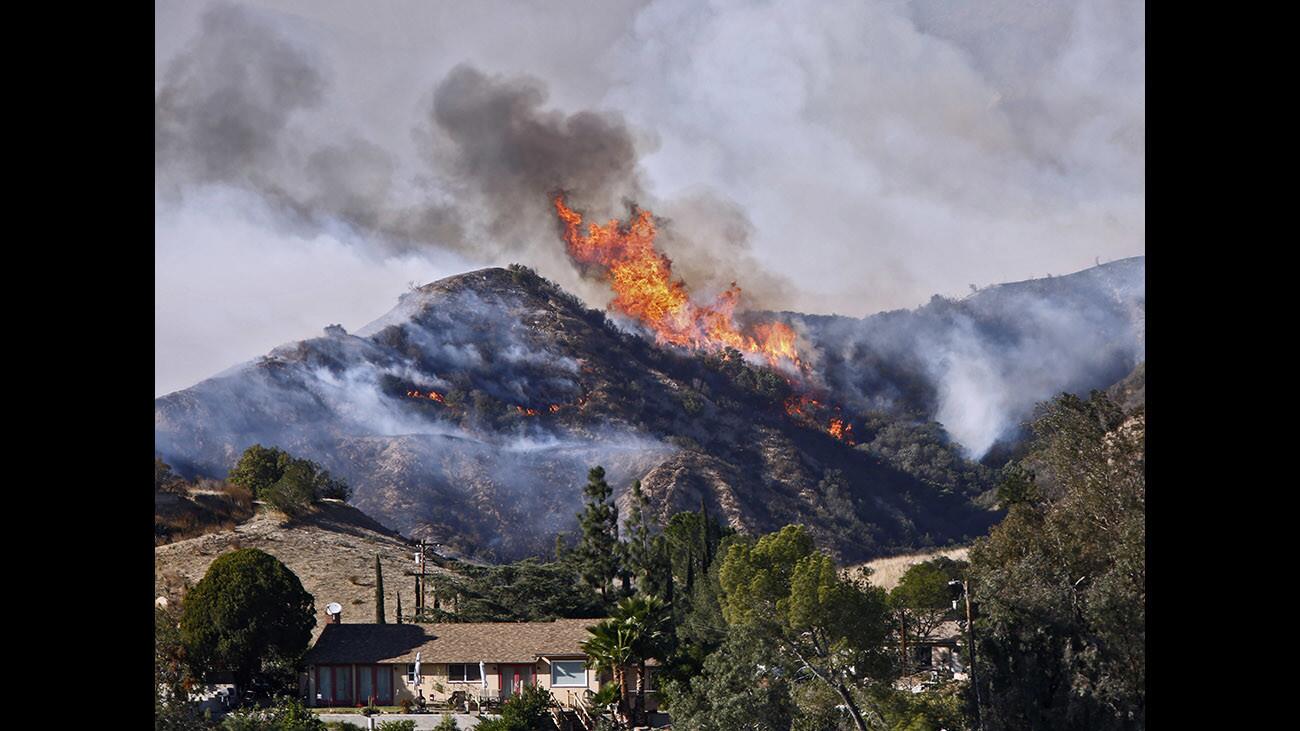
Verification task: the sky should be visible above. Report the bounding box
[155,0,1144,397]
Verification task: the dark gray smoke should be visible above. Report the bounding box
[154,2,791,309]
[154,4,326,185]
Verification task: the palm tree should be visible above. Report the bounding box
[615,595,670,722]
[583,595,671,726]
[581,619,634,724]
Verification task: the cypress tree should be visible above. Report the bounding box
[374,554,386,624]
[698,495,713,572]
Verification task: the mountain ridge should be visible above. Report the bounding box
[155,259,1143,562]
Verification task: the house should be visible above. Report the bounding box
[898,620,968,688]
[301,615,653,711]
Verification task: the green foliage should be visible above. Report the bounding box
[587,682,621,709]
[659,630,797,731]
[180,548,316,690]
[865,683,969,731]
[890,559,964,647]
[969,390,1144,730]
[376,721,417,731]
[228,444,351,505]
[621,481,655,589]
[994,462,1038,507]
[699,346,792,405]
[431,716,459,731]
[262,460,319,516]
[575,466,620,601]
[856,418,997,499]
[221,696,325,731]
[475,683,554,731]
[680,390,704,415]
[155,604,208,731]
[717,524,894,731]
[374,554,386,623]
[430,557,604,622]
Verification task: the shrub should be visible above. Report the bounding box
[433,716,459,731]
[221,696,325,731]
[376,721,417,731]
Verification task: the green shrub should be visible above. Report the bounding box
[432,716,459,731]
[221,696,325,731]
[376,721,417,731]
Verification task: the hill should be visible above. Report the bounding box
[155,260,1143,563]
[154,500,453,635]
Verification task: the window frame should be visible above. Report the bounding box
[550,659,588,688]
[447,663,483,683]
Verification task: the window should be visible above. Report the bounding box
[406,664,417,683]
[551,660,587,688]
[448,663,482,683]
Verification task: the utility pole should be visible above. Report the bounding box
[900,611,908,677]
[962,577,982,731]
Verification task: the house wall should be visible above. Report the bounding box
[308,660,629,709]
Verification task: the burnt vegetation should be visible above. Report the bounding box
[156,262,1140,564]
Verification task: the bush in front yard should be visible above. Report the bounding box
[221,696,325,731]
[376,721,417,731]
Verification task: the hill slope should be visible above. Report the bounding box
[155,260,1143,562]
[154,500,451,634]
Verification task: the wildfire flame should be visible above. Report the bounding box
[406,390,446,404]
[516,406,541,417]
[554,195,801,368]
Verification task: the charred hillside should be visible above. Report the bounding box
[155,261,1141,562]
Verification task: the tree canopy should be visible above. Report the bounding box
[718,525,894,731]
[180,548,316,690]
[228,444,351,513]
[968,390,1144,730]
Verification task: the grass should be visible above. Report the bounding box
[848,546,970,591]
[312,706,404,714]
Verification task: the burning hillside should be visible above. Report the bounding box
[154,258,1142,562]
[554,195,801,369]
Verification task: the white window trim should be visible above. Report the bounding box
[550,660,589,688]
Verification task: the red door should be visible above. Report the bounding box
[499,664,532,697]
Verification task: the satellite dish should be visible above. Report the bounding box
[326,602,342,616]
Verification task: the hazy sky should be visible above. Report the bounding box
[155,0,1144,396]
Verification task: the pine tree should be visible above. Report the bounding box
[623,480,654,589]
[698,494,715,572]
[576,466,620,602]
[374,554,386,624]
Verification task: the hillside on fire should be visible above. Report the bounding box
[155,256,1143,563]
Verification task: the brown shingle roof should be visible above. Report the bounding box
[303,619,601,665]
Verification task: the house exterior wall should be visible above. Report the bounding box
[306,659,642,709]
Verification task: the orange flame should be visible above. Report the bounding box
[516,406,540,417]
[555,195,801,368]
[407,390,446,404]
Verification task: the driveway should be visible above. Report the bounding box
[316,713,487,729]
